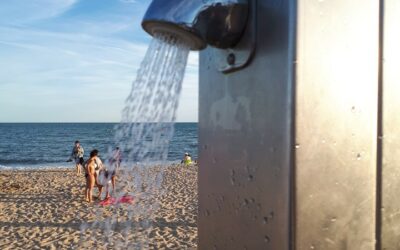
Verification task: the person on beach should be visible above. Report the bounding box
[68,140,84,175]
[85,149,108,202]
[111,147,122,168]
[109,147,122,193]
[85,150,98,203]
[181,152,193,165]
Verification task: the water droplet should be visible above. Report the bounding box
[356,153,361,160]
[331,217,337,222]
[248,175,254,181]
[230,170,236,186]
[295,144,300,149]
[264,236,270,243]
[310,245,315,249]
[263,217,268,224]
[205,210,211,216]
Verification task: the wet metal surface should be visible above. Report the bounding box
[295,0,379,249]
[142,0,249,50]
[381,0,400,249]
[198,0,294,249]
[212,0,257,73]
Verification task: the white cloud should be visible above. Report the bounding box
[0,0,78,24]
[0,0,199,122]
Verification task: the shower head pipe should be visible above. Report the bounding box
[142,0,249,51]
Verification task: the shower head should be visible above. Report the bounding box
[142,0,249,51]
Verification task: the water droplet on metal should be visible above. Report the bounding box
[264,236,270,243]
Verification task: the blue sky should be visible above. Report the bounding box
[0,0,199,122]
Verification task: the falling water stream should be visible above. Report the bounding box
[80,32,191,249]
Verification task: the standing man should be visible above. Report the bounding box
[69,140,84,175]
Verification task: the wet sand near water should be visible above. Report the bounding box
[0,165,198,249]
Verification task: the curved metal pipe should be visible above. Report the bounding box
[142,0,249,51]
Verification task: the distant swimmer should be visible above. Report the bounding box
[181,152,193,165]
[68,140,84,175]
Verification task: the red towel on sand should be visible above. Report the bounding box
[99,195,134,206]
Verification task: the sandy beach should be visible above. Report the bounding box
[0,164,198,249]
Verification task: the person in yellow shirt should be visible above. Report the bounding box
[181,152,192,165]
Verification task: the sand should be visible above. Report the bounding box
[0,164,198,249]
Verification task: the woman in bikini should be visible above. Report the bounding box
[85,149,104,203]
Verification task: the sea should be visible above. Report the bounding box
[0,123,197,170]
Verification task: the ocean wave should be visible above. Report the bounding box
[0,160,182,170]
[0,162,72,170]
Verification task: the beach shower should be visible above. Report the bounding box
[142,0,256,73]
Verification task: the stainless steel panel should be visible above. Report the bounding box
[198,0,295,249]
[381,0,400,248]
[295,0,379,249]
